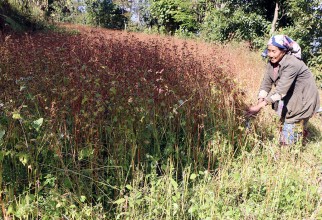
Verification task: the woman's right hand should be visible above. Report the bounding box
[257,98,265,104]
[246,100,267,117]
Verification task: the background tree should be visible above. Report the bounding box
[200,1,270,47]
[85,0,128,29]
[148,0,203,34]
[281,0,322,61]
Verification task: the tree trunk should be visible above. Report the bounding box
[270,1,279,35]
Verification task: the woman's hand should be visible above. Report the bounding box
[247,105,262,115]
[247,100,267,116]
[257,98,265,104]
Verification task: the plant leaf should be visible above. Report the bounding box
[114,198,125,204]
[190,173,197,180]
[32,118,44,131]
[0,129,5,140]
[12,112,22,119]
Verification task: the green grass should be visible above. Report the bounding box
[113,126,322,219]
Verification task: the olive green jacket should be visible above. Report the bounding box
[258,54,320,123]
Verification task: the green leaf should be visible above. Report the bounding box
[0,151,4,162]
[80,195,86,203]
[20,85,26,91]
[78,148,94,160]
[0,129,5,140]
[110,87,117,95]
[114,198,125,204]
[126,184,133,190]
[63,178,73,189]
[170,178,178,189]
[12,112,22,120]
[190,173,197,180]
[7,204,14,215]
[18,153,28,166]
[188,205,197,213]
[82,95,88,104]
[32,118,44,132]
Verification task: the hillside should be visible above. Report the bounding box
[0,24,321,219]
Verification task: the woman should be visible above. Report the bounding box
[248,35,320,145]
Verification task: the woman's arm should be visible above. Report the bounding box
[266,56,300,104]
[258,65,273,100]
[246,64,273,116]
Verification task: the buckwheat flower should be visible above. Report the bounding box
[128,97,133,103]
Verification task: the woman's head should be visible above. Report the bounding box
[267,45,287,64]
[262,35,302,61]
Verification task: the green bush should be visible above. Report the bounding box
[200,7,270,48]
[308,49,322,88]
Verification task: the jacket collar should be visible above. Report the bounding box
[269,54,288,68]
[278,54,289,66]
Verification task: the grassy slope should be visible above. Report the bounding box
[0,24,321,219]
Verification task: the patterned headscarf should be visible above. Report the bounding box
[262,35,302,59]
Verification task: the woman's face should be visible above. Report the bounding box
[267,45,286,64]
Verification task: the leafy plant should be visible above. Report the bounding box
[85,0,127,29]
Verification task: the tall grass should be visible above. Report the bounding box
[0,24,321,219]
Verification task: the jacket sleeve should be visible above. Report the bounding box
[265,62,298,104]
[258,65,273,99]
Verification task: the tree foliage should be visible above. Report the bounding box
[201,6,270,47]
[280,0,322,61]
[149,0,204,34]
[85,0,127,29]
